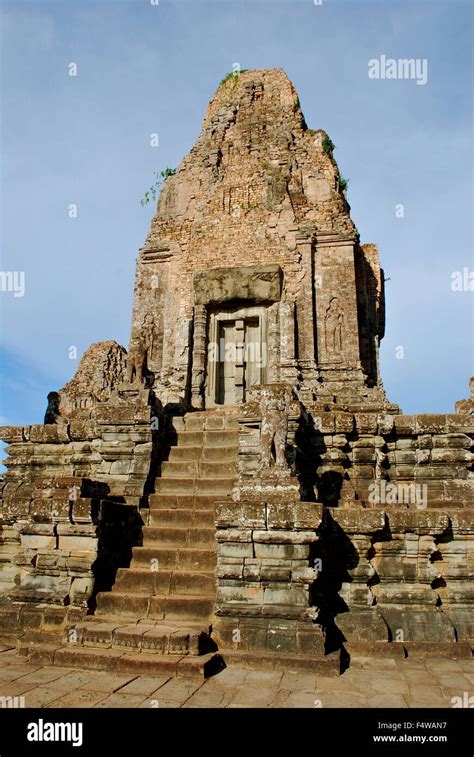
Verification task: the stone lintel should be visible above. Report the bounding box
[192,264,283,306]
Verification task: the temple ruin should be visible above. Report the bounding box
[0,69,472,678]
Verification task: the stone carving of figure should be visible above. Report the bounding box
[259,386,293,470]
[44,391,61,424]
[126,314,154,385]
[191,368,205,409]
[325,297,344,355]
[162,183,177,213]
[455,376,474,414]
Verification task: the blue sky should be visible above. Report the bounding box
[0,0,473,444]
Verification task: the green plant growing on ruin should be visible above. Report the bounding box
[322,135,335,157]
[339,175,349,192]
[219,68,248,87]
[140,167,176,207]
[220,68,249,104]
[220,72,236,87]
[293,97,300,113]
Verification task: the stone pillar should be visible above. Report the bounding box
[266,303,280,383]
[234,319,245,403]
[295,232,317,380]
[191,305,208,408]
[279,301,298,384]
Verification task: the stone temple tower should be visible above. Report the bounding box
[0,69,471,677]
[130,68,393,412]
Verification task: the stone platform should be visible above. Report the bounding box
[0,645,471,708]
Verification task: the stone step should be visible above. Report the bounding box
[149,508,215,528]
[177,431,238,448]
[155,477,234,495]
[200,460,237,477]
[204,431,238,448]
[161,460,236,478]
[195,478,235,494]
[68,619,215,656]
[131,546,216,571]
[168,445,238,463]
[182,414,238,431]
[96,592,215,622]
[155,477,195,494]
[96,592,149,617]
[18,639,224,679]
[169,446,202,461]
[222,648,341,675]
[202,446,238,461]
[161,460,199,476]
[143,527,215,549]
[176,431,203,447]
[148,595,215,621]
[148,494,221,510]
[114,568,216,596]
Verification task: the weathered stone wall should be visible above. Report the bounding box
[213,500,473,656]
[235,409,473,508]
[0,393,161,609]
[324,508,473,654]
[214,500,326,658]
[214,402,473,657]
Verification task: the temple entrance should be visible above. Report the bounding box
[207,306,267,406]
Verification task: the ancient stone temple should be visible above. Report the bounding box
[0,69,472,678]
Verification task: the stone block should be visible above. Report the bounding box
[217,584,265,605]
[57,524,98,553]
[254,543,308,560]
[263,586,308,606]
[216,529,252,543]
[446,414,474,433]
[352,447,375,463]
[415,415,447,434]
[0,426,27,443]
[393,415,416,434]
[312,414,335,433]
[335,607,388,641]
[431,448,470,463]
[265,502,323,530]
[29,424,70,443]
[378,607,455,642]
[19,530,56,550]
[433,433,472,449]
[253,529,315,545]
[385,509,449,535]
[218,542,254,558]
[354,414,378,433]
[334,414,355,433]
[328,508,386,534]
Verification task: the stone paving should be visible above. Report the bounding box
[0,647,471,708]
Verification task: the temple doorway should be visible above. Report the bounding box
[206,306,267,406]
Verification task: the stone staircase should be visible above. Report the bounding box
[17,411,239,679]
